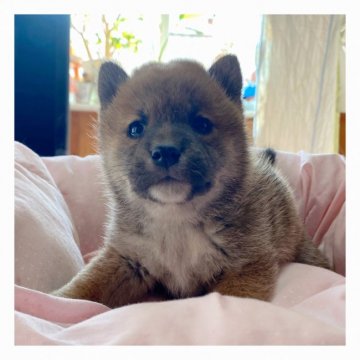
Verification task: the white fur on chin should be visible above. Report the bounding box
[149,181,191,204]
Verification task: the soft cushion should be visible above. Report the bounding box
[15,142,84,292]
[42,154,107,259]
[14,142,345,345]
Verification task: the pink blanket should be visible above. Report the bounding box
[14,141,345,345]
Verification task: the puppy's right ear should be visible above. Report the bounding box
[98,62,128,109]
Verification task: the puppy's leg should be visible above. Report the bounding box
[52,245,155,308]
[210,258,279,301]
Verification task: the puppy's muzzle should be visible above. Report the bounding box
[151,146,181,169]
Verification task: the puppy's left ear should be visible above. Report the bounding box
[208,54,242,102]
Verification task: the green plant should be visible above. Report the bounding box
[72,15,142,60]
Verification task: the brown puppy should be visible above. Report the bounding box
[53,55,330,307]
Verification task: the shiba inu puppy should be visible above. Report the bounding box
[54,55,330,307]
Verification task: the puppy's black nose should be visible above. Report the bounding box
[151,146,181,168]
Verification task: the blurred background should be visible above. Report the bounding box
[14,14,345,157]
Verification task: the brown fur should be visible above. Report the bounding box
[53,55,330,307]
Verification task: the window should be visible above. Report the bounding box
[69,14,262,109]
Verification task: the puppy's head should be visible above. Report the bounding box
[98,55,248,205]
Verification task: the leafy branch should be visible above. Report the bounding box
[72,15,142,61]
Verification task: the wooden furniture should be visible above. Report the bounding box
[68,104,99,157]
[245,118,253,145]
[339,112,346,156]
[68,108,345,157]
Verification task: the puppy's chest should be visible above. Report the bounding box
[134,209,224,294]
[146,219,210,264]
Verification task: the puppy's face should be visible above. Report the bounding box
[98,56,248,205]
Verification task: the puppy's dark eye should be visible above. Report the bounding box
[128,120,145,139]
[190,115,213,135]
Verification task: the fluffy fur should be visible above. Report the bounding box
[53,55,330,308]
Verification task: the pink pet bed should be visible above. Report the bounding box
[14,141,345,345]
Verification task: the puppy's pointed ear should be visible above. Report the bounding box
[98,62,128,108]
[208,55,242,102]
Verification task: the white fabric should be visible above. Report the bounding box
[15,142,84,293]
[254,15,343,153]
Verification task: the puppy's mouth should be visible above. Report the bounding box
[147,175,212,204]
[148,176,192,204]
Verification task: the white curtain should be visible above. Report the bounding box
[254,15,345,154]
